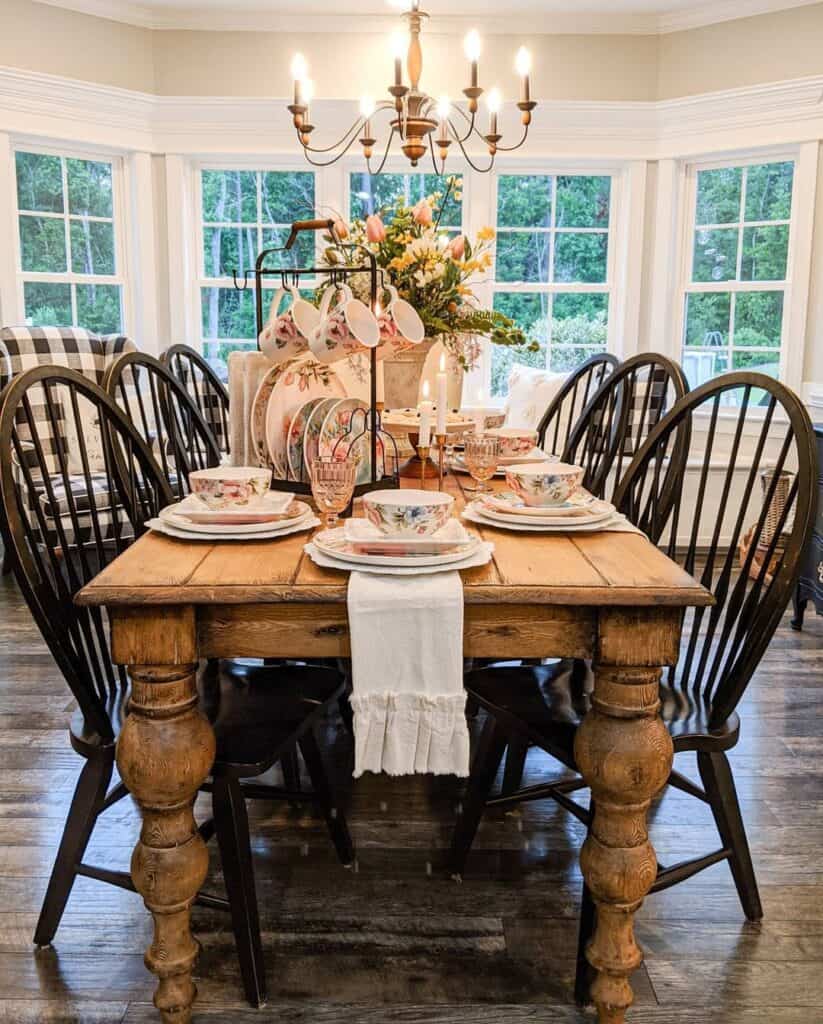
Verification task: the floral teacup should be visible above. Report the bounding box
[259,285,317,364]
[309,284,380,364]
[190,466,272,510]
[504,462,584,508]
[485,427,539,461]
[363,488,454,536]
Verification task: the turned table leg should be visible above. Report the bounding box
[574,609,678,1024]
[112,608,215,1024]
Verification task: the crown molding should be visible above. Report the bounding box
[31,0,823,35]
[1,65,822,158]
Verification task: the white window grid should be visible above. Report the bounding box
[13,146,127,331]
[195,166,318,351]
[491,172,615,374]
[680,156,795,383]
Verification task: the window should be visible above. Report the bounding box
[490,174,612,396]
[198,168,316,364]
[349,172,463,233]
[14,150,125,333]
[681,159,794,393]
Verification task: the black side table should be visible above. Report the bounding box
[792,423,823,629]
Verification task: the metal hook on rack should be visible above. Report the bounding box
[232,269,252,291]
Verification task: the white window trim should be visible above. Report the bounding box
[8,139,133,337]
[668,143,818,408]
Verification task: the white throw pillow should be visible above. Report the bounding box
[503,364,565,431]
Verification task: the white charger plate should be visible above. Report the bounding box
[477,498,615,528]
[158,500,314,536]
[304,540,494,576]
[313,527,481,567]
[463,502,625,533]
[481,489,598,518]
[149,513,319,542]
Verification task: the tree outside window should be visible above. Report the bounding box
[349,172,463,234]
[199,169,316,366]
[682,160,794,397]
[491,174,612,396]
[15,151,124,333]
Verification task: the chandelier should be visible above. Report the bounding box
[286,0,537,175]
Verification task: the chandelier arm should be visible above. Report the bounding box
[452,134,495,174]
[366,128,396,176]
[493,125,530,152]
[298,128,369,167]
[300,116,368,154]
[427,134,446,176]
[448,105,478,145]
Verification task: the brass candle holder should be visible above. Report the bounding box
[416,444,431,488]
[434,432,448,491]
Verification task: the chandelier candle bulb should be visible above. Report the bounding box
[487,87,501,137]
[515,47,531,103]
[390,30,406,86]
[436,353,448,435]
[464,29,481,89]
[290,52,308,105]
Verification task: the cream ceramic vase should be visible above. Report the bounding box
[382,338,464,410]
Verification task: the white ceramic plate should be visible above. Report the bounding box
[149,512,320,542]
[159,500,313,536]
[286,397,326,481]
[318,398,382,486]
[250,362,290,468]
[313,527,481,567]
[265,359,346,476]
[481,489,599,518]
[343,518,475,554]
[475,503,615,528]
[303,396,341,474]
[168,491,296,525]
[304,540,494,576]
[463,501,624,533]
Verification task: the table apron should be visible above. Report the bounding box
[196,602,598,660]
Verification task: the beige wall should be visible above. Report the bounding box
[2,1,822,101]
[658,4,823,98]
[0,0,154,92]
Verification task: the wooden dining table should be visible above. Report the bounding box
[77,472,712,1024]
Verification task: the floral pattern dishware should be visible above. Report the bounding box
[485,427,539,459]
[287,397,325,481]
[504,461,585,507]
[363,488,454,536]
[189,466,272,510]
[303,397,342,475]
[319,398,384,485]
[250,363,290,468]
[265,358,347,476]
[259,285,316,364]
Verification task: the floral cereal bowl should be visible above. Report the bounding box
[504,462,584,507]
[485,427,539,460]
[189,466,272,510]
[363,489,454,536]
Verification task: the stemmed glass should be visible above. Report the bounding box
[464,435,500,494]
[310,456,357,530]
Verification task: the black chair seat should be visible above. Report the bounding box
[465,660,740,762]
[70,662,346,775]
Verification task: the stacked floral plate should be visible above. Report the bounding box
[463,489,623,533]
[305,518,494,576]
[451,448,554,477]
[148,492,320,542]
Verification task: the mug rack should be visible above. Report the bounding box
[231,218,399,498]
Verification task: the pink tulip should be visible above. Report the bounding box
[413,200,433,226]
[365,214,386,242]
[448,234,466,260]
[332,218,349,240]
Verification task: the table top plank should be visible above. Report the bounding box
[77,472,712,608]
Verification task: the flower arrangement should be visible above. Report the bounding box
[321,177,539,371]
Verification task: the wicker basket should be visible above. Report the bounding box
[738,467,793,583]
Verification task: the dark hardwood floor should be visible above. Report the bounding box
[0,571,820,1023]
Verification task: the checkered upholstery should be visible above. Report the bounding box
[0,326,136,548]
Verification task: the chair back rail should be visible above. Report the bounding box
[613,372,818,729]
[0,366,172,742]
[161,344,230,458]
[564,352,688,501]
[105,351,221,501]
[537,354,618,456]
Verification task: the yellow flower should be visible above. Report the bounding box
[477,226,495,242]
[480,252,493,269]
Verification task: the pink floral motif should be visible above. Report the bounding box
[325,312,353,351]
[365,214,386,242]
[274,314,299,347]
[413,200,433,226]
[378,312,398,342]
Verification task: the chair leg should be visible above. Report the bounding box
[447,718,508,878]
[34,754,114,946]
[338,692,354,737]
[574,883,597,1005]
[213,776,267,1008]
[698,750,763,922]
[501,739,529,799]
[298,729,354,866]
[1,550,12,576]
[280,749,302,794]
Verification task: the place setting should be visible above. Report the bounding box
[305,473,494,576]
[450,427,550,477]
[146,466,320,541]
